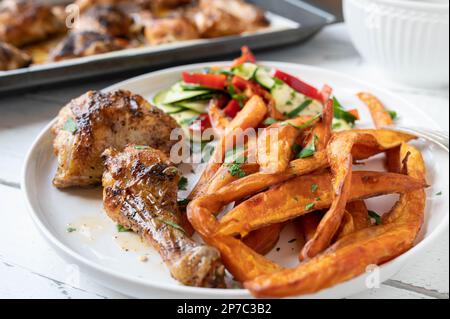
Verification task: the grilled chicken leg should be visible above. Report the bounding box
[102,146,225,287]
[52,90,179,188]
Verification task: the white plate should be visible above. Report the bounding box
[22,62,449,299]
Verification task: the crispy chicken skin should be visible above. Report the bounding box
[0,0,65,47]
[189,0,268,38]
[48,31,128,61]
[144,16,199,45]
[0,41,31,71]
[73,4,133,38]
[102,146,225,287]
[52,90,179,188]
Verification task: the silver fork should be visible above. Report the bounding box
[386,126,449,152]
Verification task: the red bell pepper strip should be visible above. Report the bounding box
[189,113,211,133]
[223,100,241,118]
[231,46,256,67]
[182,72,226,90]
[274,70,324,102]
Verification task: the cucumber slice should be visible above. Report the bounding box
[232,63,258,80]
[170,110,200,126]
[255,67,275,89]
[271,81,323,115]
[175,100,209,113]
[154,82,211,105]
[157,104,184,115]
[180,82,218,92]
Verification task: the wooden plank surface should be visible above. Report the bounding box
[0,24,448,299]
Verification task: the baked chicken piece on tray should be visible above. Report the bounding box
[0,0,65,47]
[188,0,268,38]
[102,145,225,287]
[0,41,31,71]
[48,31,128,61]
[52,90,179,188]
[73,4,133,38]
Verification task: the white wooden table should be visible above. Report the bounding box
[0,24,448,299]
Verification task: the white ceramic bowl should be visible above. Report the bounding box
[344,0,449,88]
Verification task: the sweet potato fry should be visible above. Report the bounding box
[301,131,359,259]
[243,223,284,256]
[257,116,316,174]
[351,129,416,159]
[383,143,426,225]
[357,92,393,128]
[206,162,260,194]
[206,235,282,282]
[190,96,267,199]
[216,171,427,236]
[244,144,426,297]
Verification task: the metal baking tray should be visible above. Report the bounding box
[0,0,335,93]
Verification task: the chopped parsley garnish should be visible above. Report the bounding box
[311,184,319,193]
[178,176,188,190]
[436,191,443,196]
[368,210,382,225]
[134,145,150,150]
[333,97,357,126]
[286,99,313,118]
[288,238,297,244]
[298,135,318,158]
[63,118,77,134]
[387,110,398,120]
[305,202,316,211]
[117,224,131,233]
[158,219,185,233]
[227,163,246,178]
[177,198,191,206]
[228,85,246,108]
[66,227,77,233]
[263,117,279,126]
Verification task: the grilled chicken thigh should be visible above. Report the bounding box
[102,146,225,287]
[0,0,65,47]
[0,41,31,71]
[48,31,127,61]
[52,90,179,188]
[74,4,133,38]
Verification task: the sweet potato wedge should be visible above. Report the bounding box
[345,200,371,231]
[357,92,393,128]
[216,171,427,236]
